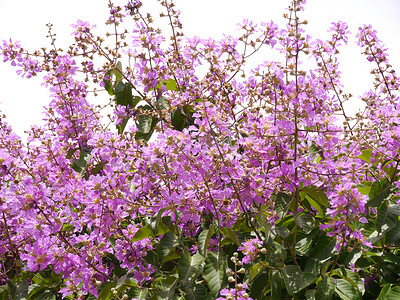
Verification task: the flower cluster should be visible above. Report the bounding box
[1,0,399,298]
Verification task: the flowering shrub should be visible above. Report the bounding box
[1,0,400,299]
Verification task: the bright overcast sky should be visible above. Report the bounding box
[0,0,399,137]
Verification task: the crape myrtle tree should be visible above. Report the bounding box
[1,0,400,298]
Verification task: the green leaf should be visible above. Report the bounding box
[203,251,227,297]
[271,269,282,300]
[15,280,29,300]
[309,236,337,261]
[182,284,210,300]
[377,284,391,300]
[250,270,268,299]
[315,277,335,300]
[275,192,292,219]
[274,226,290,238]
[305,289,316,300]
[7,281,16,299]
[334,278,361,300]
[248,263,267,282]
[332,269,365,295]
[271,242,287,262]
[296,236,313,256]
[35,292,56,300]
[117,117,130,135]
[386,286,400,300]
[115,61,123,81]
[158,231,179,264]
[256,211,272,242]
[115,81,134,107]
[131,223,171,242]
[231,217,253,233]
[304,258,321,276]
[198,226,215,257]
[155,276,178,300]
[0,286,8,300]
[91,161,106,175]
[178,250,204,289]
[162,78,178,91]
[132,224,154,241]
[357,149,373,163]
[98,282,114,300]
[127,287,149,299]
[376,201,400,233]
[103,69,115,96]
[295,214,315,234]
[135,119,158,141]
[220,227,240,246]
[157,96,169,110]
[368,178,393,207]
[66,147,78,159]
[136,107,153,132]
[282,266,317,296]
[150,208,166,234]
[300,185,328,207]
[386,222,400,246]
[71,147,92,175]
[172,109,187,131]
[357,183,372,195]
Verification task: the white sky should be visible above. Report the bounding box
[0,0,399,137]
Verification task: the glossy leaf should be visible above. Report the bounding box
[131,222,170,242]
[332,268,365,295]
[135,116,158,141]
[309,236,337,261]
[172,109,187,131]
[294,214,315,233]
[301,185,328,207]
[304,258,321,276]
[250,270,268,299]
[275,192,292,219]
[103,69,115,96]
[155,276,178,300]
[386,222,400,246]
[376,201,400,233]
[157,96,169,110]
[71,147,92,175]
[271,269,282,300]
[282,266,317,296]
[158,231,179,264]
[127,287,149,299]
[178,250,204,289]
[248,263,266,282]
[305,289,316,300]
[198,226,215,257]
[183,284,211,300]
[15,280,29,300]
[136,106,154,134]
[315,277,335,300]
[274,226,290,238]
[256,211,272,241]
[115,81,134,107]
[386,286,400,300]
[357,149,373,163]
[203,251,227,297]
[376,284,391,300]
[219,227,240,246]
[98,282,113,300]
[334,278,361,300]
[35,292,56,300]
[368,178,393,207]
